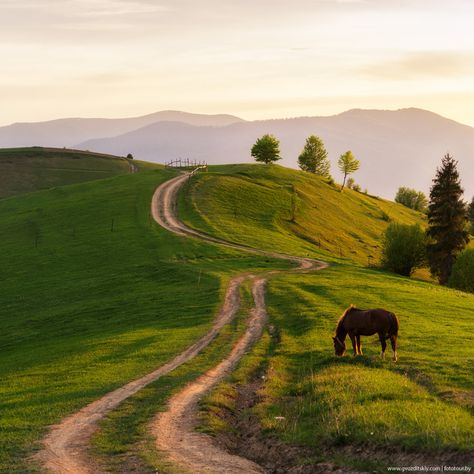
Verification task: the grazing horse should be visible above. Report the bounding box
[332,305,399,361]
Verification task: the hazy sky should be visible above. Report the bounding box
[2,0,474,126]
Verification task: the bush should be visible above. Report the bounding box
[395,187,428,212]
[449,248,474,293]
[381,223,426,276]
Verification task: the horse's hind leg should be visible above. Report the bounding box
[378,332,387,359]
[349,333,358,356]
[390,335,398,362]
[356,335,362,355]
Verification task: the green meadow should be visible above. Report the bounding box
[182,165,473,467]
[0,147,133,198]
[1,157,472,472]
[179,164,425,265]
[0,166,285,472]
[259,266,474,454]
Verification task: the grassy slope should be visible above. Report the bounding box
[91,282,256,473]
[180,164,425,265]
[0,147,138,198]
[261,266,474,454]
[180,165,473,464]
[0,169,287,472]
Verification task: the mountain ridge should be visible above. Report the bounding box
[1,108,473,198]
[78,108,474,198]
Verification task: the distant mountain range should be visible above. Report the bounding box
[1,108,473,199]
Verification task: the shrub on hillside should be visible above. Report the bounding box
[395,187,428,212]
[381,223,426,276]
[449,248,474,293]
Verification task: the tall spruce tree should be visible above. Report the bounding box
[426,154,469,284]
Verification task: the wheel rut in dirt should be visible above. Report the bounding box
[150,174,327,474]
[34,172,327,474]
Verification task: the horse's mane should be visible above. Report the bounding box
[335,304,358,332]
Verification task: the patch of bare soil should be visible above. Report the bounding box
[211,365,473,474]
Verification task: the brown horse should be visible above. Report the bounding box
[332,305,399,361]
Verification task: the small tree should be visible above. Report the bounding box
[346,177,355,189]
[338,151,359,191]
[449,248,474,293]
[251,134,281,164]
[381,223,426,276]
[297,135,331,177]
[395,187,428,212]
[426,154,469,284]
[126,153,134,160]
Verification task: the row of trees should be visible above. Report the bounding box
[249,135,471,290]
[382,154,472,290]
[250,134,360,191]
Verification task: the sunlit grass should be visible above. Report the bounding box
[0,168,286,472]
[179,164,425,265]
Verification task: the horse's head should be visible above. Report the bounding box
[332,336,346,356]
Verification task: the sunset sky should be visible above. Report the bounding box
[2,0,474,126]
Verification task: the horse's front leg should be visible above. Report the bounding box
[378,332,387,359]
[349,333,358,356]
[356,335,362,355]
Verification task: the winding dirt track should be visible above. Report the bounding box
[151,174,327,474]
[34,173,327,474]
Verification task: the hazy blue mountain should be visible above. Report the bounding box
[77,108,474,199]
[0,111,244,149]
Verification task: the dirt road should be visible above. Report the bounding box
[35,172,326,474]
[150,174,327,473]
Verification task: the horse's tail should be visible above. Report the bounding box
[388,312,399,337]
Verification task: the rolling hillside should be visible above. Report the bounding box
[0,168,284,472]
[1,163,472,472]
[178,164,426,266]
[176,165,473,469]
[0,147,136,198]
[89,164,473,471]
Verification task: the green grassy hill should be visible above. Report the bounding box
[176,164,473,468]
[179,164,426,266]
[0,169,286,472]
[1,162,472,472]
[0,147,141,198]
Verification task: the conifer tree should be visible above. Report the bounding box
[426,154,469,284]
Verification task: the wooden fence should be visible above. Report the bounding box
[165,158,208,170]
